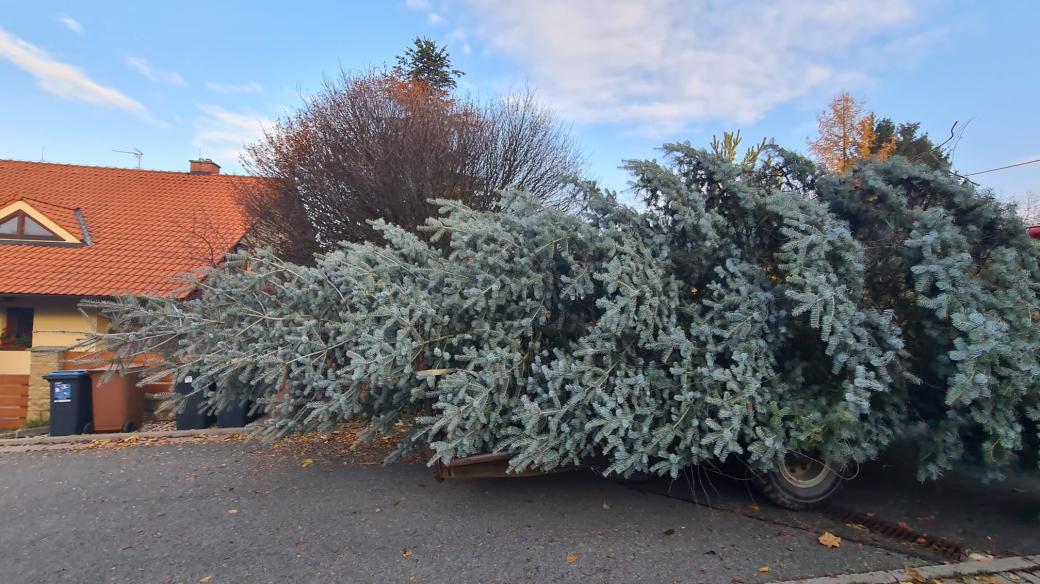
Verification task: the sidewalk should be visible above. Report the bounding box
[780,555,1040,583]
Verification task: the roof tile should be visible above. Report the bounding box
[0,160,261,298]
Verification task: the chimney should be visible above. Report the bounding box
[189,159,221,175]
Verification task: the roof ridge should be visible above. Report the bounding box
[16,196,80,212]
[0,158,254,178]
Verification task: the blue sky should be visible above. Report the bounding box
[1,1,1038,204]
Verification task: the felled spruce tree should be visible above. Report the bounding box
[86,144,1040,481]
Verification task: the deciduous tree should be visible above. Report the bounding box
[810,92,896,173]
[238,70,581,262]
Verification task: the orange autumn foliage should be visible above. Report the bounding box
[809,92,897,173]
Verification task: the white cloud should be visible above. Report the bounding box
[125,55,187,87]
[193,104,272,163]
[406,0,451,29]
[0,27,159,122]
[204,80,265,95]
[446,27,471,56]
[58,15,83,34]
[453,0,927,134]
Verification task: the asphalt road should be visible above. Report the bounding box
[0,440,927,584]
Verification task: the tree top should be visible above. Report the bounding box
[394,36,464,92]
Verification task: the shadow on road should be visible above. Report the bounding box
[621,445,1040,561]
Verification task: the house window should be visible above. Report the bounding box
[0,211,62,241]
[1,307,34,348]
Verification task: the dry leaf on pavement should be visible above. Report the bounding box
[566,553,579,565]
[904,565,928,583]
[402,549,413,558]
[817,532,842,548]
[758,566,770,573]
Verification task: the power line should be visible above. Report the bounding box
[964,157,1040,177]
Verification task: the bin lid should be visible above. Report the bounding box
[42,369,90,381]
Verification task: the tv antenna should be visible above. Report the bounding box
[112,148,143,169]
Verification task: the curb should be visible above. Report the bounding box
[0,426,250,448]
[778,555,1040,584]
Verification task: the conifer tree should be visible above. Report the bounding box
[393,36,463,92]
[87,143,1040,482]
[810,92,897,173]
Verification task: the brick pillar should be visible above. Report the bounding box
[27,347,66,421]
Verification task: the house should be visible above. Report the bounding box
[0,159,260,428]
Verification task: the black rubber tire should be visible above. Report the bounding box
[83,422,94,434]
[122,421,136,433]
[755,457,843,510]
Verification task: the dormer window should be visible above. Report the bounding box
[0,210,62,241]
[0,199,83,245]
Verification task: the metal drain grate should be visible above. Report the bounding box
[824,506,967,561]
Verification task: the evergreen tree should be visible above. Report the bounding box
[871,118,951,170]
[87,143,1040,483]
[393,36,463,92]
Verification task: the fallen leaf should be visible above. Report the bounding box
[758,566,770,573]
[663,528,676,536]
[817,532,842,548]
[402,549,413,558]
[897,521,910,530]
[846,523,868,532]
[566,553,579,565]
[915,536,927,545]
[749,503,760,512]
[227,509,239,514]
[968,552,994,561]
[301,458,314,468]
[904,565,927,583]
[200,577,213,583]
[374,507,382,513]
[602,501,610,511]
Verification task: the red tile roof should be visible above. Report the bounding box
[13,197,85,238]
[0,160,261,298]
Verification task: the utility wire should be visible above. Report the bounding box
[964,158,1040,176]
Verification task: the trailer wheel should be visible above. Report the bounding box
[756,453,842,510]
